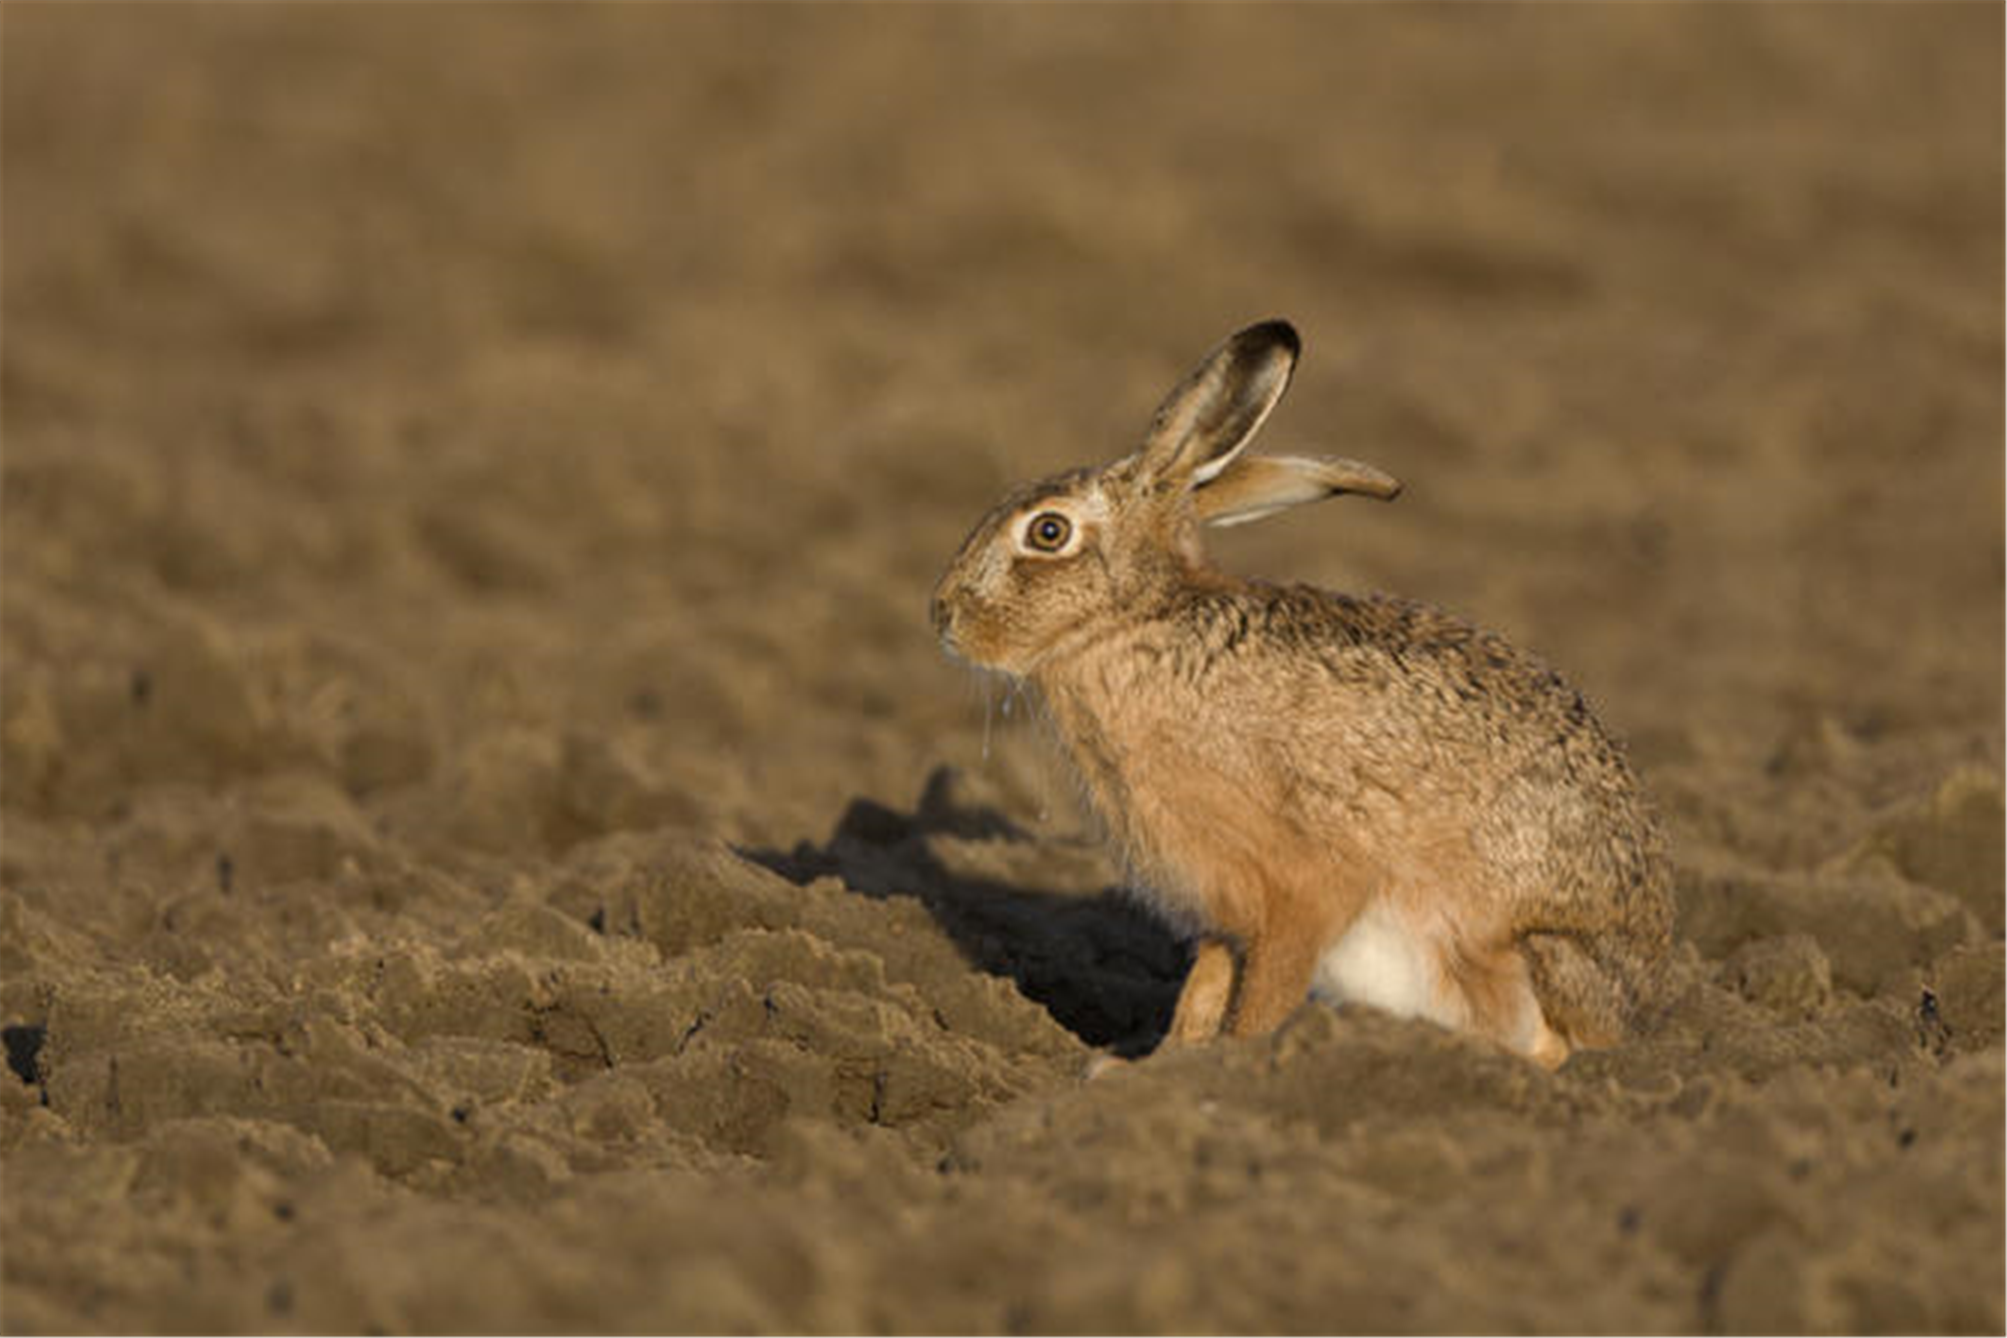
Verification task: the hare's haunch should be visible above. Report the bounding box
[932,320,1673,1070]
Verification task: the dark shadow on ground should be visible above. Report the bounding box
[744,768,1186,1055]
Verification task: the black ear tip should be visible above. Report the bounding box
[1243,319,1300,357]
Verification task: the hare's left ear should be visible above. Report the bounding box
[1136,320,1300,488]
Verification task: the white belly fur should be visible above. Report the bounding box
[1310,902,1462,1028]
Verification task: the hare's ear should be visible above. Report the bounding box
[1194,455,1402,528]
[1136,320,1300,488]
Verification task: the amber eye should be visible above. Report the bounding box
[1024,511,1073,553]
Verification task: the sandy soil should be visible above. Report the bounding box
[3,5,2002,1333]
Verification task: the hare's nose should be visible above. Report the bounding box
[929,583,966,651]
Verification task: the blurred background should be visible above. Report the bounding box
[3,6,2001,1332]
[8,5,1999,848]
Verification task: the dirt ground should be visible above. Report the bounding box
[3,5,2003,1334]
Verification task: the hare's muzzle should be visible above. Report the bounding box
[929,586,959,653]
[930,574,985,662]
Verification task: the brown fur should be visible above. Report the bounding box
[932,320,1673,1068]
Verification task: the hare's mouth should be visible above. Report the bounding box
[930,599,962,658]
[931,586,988,665]
[937,623,1004,673]
[933,610,1009,675]
[934,611,981,668]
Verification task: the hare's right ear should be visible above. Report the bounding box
[1135,320,1300,489]
[1194,455,1402,527]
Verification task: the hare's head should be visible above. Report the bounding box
[932,319,1401,675]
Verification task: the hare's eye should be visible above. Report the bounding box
[1025,511,1073,553]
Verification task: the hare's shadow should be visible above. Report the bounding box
[743,768,1186,1056]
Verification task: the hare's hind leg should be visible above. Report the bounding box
[1519,932,1630,1052]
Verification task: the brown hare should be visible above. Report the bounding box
[931,319,1672,1069]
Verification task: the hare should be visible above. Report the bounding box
[931,319,1672,1069]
